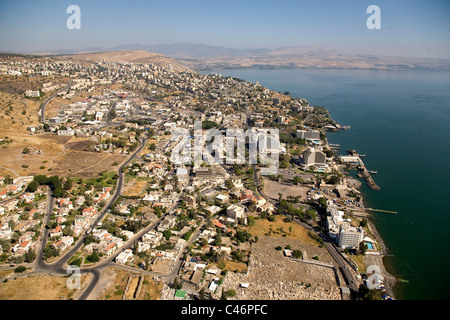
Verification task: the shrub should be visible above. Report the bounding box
[14,265,27,273]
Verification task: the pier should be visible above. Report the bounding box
[360,167,380,190]
[366,208,398,214]
[347,150,380,190]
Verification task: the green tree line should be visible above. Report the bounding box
[26,174,64,198]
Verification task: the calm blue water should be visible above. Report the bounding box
[202,68,450,300]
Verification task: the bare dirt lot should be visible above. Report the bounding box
[262,177,310,201]
[0,83,126,178]
[0,273,91,300]
[151,258,174,274]
[221,236,341,300]
[91,266,162,300]
[122,178,149,197]
[0,132,126,178]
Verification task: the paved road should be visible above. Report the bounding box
[253,167,360,293]
[40,82,72,124]
[76,158,193,299]
[15,137,151,298]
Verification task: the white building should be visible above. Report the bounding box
[25,90,40,97]
[299,147,327,170]
[116,248,133,264]
[215,194,229,204]
[326,200,364,250]
[296,129,320,141]
[226,204,245,220]
[57,129,75,136]
[338,225,364,250]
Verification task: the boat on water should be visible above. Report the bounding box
[368,170,377,174]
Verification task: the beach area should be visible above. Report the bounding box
[365,221,397,298]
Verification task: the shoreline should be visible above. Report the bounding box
[365,219,397,299]
[327,127,396,299]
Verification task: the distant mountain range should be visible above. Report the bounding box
[31,43,450,72]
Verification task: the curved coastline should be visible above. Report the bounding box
[366,218,397,298]
[200,68,401,299]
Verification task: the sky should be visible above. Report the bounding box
[0,0,449,59]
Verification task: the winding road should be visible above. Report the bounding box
[40,82,72,124]
[13,137,154,299]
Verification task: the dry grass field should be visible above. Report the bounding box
[0,75,130,179]
[245,214,320,246]
[122,178,149,197]
[0,273,91,300]
[97,267,162,300]
[0,131,126,178]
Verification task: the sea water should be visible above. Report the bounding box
[202,68,450,300]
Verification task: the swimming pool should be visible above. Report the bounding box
[365,242,374,250]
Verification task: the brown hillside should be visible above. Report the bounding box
[53,50,190,72]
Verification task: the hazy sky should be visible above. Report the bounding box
[0,0,449,59]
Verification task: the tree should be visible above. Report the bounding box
[86,251,99,263]
[43,244,59,260]
[327,175,340,185]
[359,218,368,228]
[163,229,172,240]
[359,241,368,255]
[202,120,219,130]
[63,178,73,190]
[305,208,316,221]
[358,284,383,300]
[292,250,303,259]
[24,249,36,263]
[225,178,234,190]
[14,265,27,273]
[317,197,327,209]
[26,180,39,192]
[200,238,208,247]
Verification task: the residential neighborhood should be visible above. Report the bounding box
[0,52,392,301]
